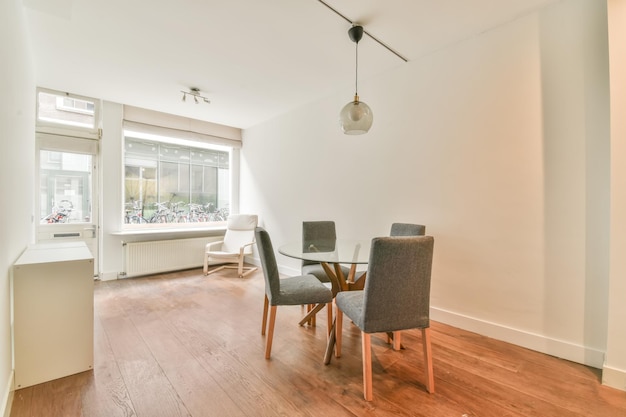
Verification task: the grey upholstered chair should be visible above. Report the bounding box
[350,223,427,291]
[255,227,334,359]
[301,221,350,282]
[390,223,426,237]
[301,221,351,326]
[335,235,435,401]
[386,223,426,344]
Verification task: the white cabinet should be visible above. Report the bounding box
[12,242,94,389]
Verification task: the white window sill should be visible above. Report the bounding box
[111,224,227,237]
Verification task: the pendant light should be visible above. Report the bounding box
[340,25,373,135]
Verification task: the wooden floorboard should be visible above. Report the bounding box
[9,267,626,417]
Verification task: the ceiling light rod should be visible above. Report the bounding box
[317,0,407,63]
[181,87,210,104]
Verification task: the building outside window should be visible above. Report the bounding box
[37,90,97,129]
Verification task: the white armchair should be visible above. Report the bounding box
[203,214,258,278]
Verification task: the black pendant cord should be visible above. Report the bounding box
[354,41,359,97]
[317,0,408,63]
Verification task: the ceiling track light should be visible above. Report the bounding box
[317,0,408,63]
[181,87,211,104]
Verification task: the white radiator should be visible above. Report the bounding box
[122,237,218,278]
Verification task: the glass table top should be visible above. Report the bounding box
[278,239,371,264]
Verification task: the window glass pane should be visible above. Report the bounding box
[40,150,92,223]
[125,138,158,160]
[123,133,230,227]
[191,165,203,195]
[37,91,96,129]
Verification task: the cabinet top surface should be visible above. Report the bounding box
[14,242,93,266]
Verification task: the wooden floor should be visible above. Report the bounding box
[9,267,626,417]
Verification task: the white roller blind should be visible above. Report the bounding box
[123,105,242,149]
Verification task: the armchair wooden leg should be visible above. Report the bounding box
[262,295,269,335]
[203,253,209,275]
[265,305,277,359]
[362,332,373,401]
[422,327,435,393]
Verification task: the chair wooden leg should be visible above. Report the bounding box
[265,305,277,359]
[261,295,269,335]
[362,332,373,401]
[422,327,435,393]
[393,331,402,351]
[203,253,209,275]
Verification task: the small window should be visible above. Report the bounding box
[55,96,95,116]
[37,88,99,132]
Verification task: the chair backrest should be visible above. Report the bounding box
[223,214,258,253]
[302,221,337,266]
[361,236,434,333]
[254,227,281,303]
[390,223,426,237]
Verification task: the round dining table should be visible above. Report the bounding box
[278,238,371,292]
[278,238,371,364]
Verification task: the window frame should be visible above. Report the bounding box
[36,87,101,139]
[122,129,233,231]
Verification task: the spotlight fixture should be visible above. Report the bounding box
[181,87,211,105]
[339,25,373,135]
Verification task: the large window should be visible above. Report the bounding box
[123,132,231,227]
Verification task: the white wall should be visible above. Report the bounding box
[605,0,626,391]
[0,0,35,415]
[240,0,615,371]
[100,101,125,280]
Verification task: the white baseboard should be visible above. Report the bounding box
[99,271,120,281]
[1,371,14,417]
[431,307,605,369]
[602,364,626,391]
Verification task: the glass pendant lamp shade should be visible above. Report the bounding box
[340,25,373,135]
[340,95,373,135]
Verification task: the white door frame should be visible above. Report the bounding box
[35,132,100,277]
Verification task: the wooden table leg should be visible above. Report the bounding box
[324,316,336,365]
[298,303,326,326]
[321,262,342,294]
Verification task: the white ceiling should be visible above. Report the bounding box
[23,0,560,129]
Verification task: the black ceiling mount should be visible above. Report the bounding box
[348,25,364,44]
[316,0,407,62]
